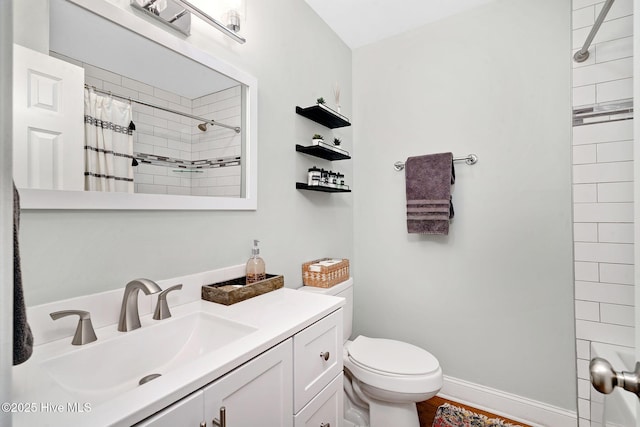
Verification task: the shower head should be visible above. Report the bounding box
[197,123,208,132]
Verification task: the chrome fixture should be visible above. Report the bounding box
[138,373,162,385]
[574,0,615,63]
[131,0,192,35]
[50,310,98,345]
[153,284,183,320]
[590,357,640,397]
[198,122,209,132]
[118,279,162,332]
[131,0,246,44]
[394,154,478,171]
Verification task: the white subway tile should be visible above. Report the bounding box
[596,140,633,162]
[573,85,597,106]
[575,320,634,347]
[573,119,633,145]
[138,132,168,148]
[574,0,602,10]
[576,339,591,359]
[578,361,591,383]
[575,300,600,321]
[598,223,633,243]
[153,87,181,104]
[84,76,104,89]
[572,16,633,50]
[122,77,154,96]
[575,281,634,305]
[597,182,633,202]
[572,161,633,183]
[83,63,122,85]
[573,184,597,202]
[573,145,597,164]
[578,379,592,399]
[137,183,168,194]
[600,263,634,285]
[574,242,633,263]
[596,78,633,103]
[596,0,633,22]
[575,262,599,281]
[596,36,633,63]
[579,417,592,427]
[572,57,633,87]
[573,6,595,29]
[600,304,634,326]
[574,203,633,223]
[574,223,598,242]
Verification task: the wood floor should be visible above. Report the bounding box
[417,396,532,427]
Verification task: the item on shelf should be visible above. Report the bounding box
[246,239,266,284]
[307,166,321,186]
[312,134,324,145]
[302,258,350,288]
[320,169,329,186]
[201,274,284,305]
[328,171,338,188]
[333,137,342,146]
[337,173,345,188]
[311,139,349,156]
[333,83,341,113]
[316,97,326,105]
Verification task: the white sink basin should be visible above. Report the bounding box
[40,312,256,403]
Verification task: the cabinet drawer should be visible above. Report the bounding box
[294,309,343,413]
[294,374,343,427]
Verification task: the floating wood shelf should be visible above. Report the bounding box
[295,144,351,161]
[296,183,351,193]
[295,105,351,129]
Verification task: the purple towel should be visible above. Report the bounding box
[405,152,455,235]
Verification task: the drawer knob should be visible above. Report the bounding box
[320,351,330,361]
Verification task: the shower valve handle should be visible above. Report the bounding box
[590,357,640,397]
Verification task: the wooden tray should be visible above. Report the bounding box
[202,274,284,305]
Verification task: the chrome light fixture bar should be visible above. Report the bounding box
[131,0,246,44]
[173,0,246,44]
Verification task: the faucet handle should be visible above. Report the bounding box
[50,310,98,345]
[153,284,183,320]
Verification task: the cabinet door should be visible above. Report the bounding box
[135,390,205,427]
[294,374,343,427]
[293,310,343,412]
[204,339,293,427]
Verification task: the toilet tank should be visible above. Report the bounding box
[298,277,353,342]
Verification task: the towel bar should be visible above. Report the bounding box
[394,154,477,171]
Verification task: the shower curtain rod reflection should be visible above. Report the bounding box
[84,85,241,133]
[393,154,478,171]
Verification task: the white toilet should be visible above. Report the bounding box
[300,278,443,427]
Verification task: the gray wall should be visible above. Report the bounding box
[352,0,576,410]
[17,0,354,305]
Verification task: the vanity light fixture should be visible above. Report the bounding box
[131,0,246,44]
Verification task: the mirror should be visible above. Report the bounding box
[15,0,257,210]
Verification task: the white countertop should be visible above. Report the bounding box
[12,288,344,426]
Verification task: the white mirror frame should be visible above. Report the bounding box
[19,0,257,210]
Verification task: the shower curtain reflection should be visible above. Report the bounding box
[83,88,134,193]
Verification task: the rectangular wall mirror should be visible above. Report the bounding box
[14,0,257,210]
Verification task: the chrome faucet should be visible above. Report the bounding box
[118,278,162,332]
[153,284,183,320]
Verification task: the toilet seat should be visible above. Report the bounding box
[345,336,443,394]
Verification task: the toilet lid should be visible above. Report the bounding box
[348,336,439,376]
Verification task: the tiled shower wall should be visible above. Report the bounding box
[571,0,634,426]
[51,51,241,196]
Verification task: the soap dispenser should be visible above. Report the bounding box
[246,239,266,284]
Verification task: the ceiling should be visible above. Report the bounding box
[304,0,496,49]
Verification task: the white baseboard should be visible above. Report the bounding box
[439,375,577,427]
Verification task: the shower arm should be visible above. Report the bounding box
[86,85,241,134]
[574,0,615,63]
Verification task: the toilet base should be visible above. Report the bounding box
[368,400,419,427]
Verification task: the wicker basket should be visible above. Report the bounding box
[302,258,349,288]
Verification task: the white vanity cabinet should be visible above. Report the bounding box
[203,338,293,427]
[136,339,292,427]
[293,309,344,427]
[136,309,343,427]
